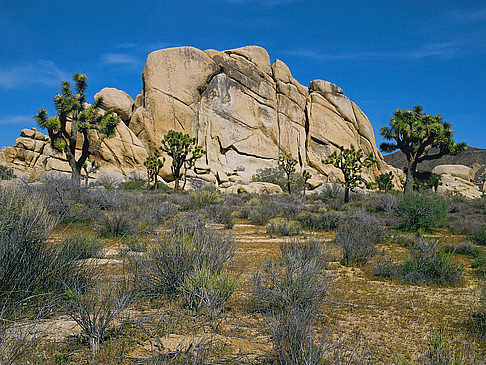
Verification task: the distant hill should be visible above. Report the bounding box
[384,147,486,187]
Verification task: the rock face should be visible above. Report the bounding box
[1,45,400,189]
[130,45,397,184]
[432,164,482,199]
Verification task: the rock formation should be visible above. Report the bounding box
[1,45,400,189]
[432,164,482,199]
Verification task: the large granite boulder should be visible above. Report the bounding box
[95,88,135,123]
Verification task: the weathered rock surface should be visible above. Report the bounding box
[94,88,134,123]
[2,45,402,190]
[432,164,482,199]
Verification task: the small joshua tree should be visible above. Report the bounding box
[35,74,120,185]
[143,151,165,190]
[375,171,395,192]
[160,130,206,193]
[82,159,100,187]
[323,145,376,203]
[302,169,312,195]
[279,153,298,194]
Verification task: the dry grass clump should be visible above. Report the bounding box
[335,211,386,266]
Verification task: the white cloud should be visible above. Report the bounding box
[0,115,34,126]
[101,53,140,65]
[0,60,68,89]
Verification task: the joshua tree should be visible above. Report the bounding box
[375,172,394,192]
[302,169,312,196]
[380,105,466,194]
[143,151,165,190]
[279,153,298,194]
[323,145,376,203]
[160,130,206,193]
[35,74,120,185]
[82,159,100,187]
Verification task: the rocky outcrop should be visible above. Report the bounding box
[130,45,398,185]
[3,124,147,180]
[2,45,401,189]
[432,164,482,199]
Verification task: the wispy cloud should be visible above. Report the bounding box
[285,42,462,61]
[101,53,140,65]
[445,6,486,23]
[0,60,68,89]
[0,115,33,126]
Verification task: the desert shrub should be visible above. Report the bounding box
[119,180,145,190]
[251,240,330,314]
[203,203,235,229]
[298,211,342,231]
[64,278,135,354]
[61,235,104,259]
[441,241,480,257]
[181,266,239,317]
[95,173,123,189]
[445,213,486,236]
[185,189,221,210]
[96,212,136,237]
[335,211,386,266]
[402,237,462,286]
[392,234,416,248]
[247,200,279,225]
[0,165,15,180]
[471,254,486,270]
[473,225,486,245]
[0,309,39,364]
[129,221,236,297]
[0,185,91,313]
[395,192,448,231]
[266,218,301,237]
[252,240,332,365]
[252,166,304,193]
[366,192,399,214]
[122,235,147,252]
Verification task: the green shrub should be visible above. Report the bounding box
[61,235,104,259]
[181,266,239,317]
[473,225,486,245]
[298,211,342,231]
[122,235,147,252]
[395,192,448,231]
[0,165,15,180]
[266,218,301,237]
[119,180,145,190]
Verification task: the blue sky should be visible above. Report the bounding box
[1,0,485,150]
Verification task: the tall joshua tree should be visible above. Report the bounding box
[35,74,121,184]
[323,145,376,203]
[380,105,466,194]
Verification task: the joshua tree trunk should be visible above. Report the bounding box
[404,161,417,194]
[344,186,350,203]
